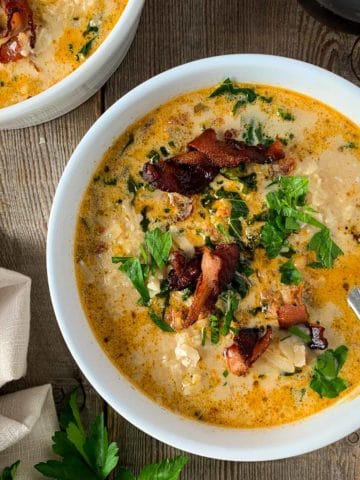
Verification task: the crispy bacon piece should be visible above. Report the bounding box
[185,243,240,327]
[277,304,309,328]
[276,286,328,350]
[0,0,36,63]
[167,249,202,291]
[225,326,272,376]
[188,128,285,167]
[308,324,328,350]
[142,152,219,195]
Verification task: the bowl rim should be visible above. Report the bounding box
[47,54,360,461]
[0,0,144,117]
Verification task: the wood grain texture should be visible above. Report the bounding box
[1,0,359,478]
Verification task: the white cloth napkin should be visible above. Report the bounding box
[0,268,58,479]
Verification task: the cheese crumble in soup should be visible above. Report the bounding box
[0,0,127,108]
[75,81,360,428]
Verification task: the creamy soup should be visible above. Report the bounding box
[75,81,360,428]
[0,0,127,108]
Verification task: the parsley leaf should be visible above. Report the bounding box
[220,290,239,336]
[278,108,295,121]
[136,456,188,480]
[307,228,343,268]
[140,207,150,232]
[288,325,311,343]
[145,228,172,269]
[310,346,349,398]
[220,168,257,193]
[0,461,20,480]
[260,176,337,260]
[114,257,150,305]
[209,78,258,113]
[279,260,302,285]
[209,315,220,344]
[215,188,248,241]
[35,391,119,480]
[149,311,174,332]
[35,391,188,480]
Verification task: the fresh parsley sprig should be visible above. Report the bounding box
[112,228,173,306]
[310,346,349,398]
[0,461,19,480]
[279,260,302,285]
[259,176,342,266]
[33,390,188,480]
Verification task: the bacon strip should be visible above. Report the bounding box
[225,326,272,376]
[142,153,219,196]
[277,287,328,350]
[185,243,240,327]
[167,249,202,291]
[278,304,309,328]
[142,129,285,195]
[188,128,285,167]
[0,0,36,63]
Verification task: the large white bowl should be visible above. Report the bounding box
[0,0,144,130]
[47,55,360,461]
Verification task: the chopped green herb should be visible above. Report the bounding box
[140,207,150,232]
[243,120,274,147]
[216,188,249,241]
[288,325,311,343]
[181,288,192,301]
[231,271,250,298]
[223,369,229,378]
[168,140,176,148]
[204,235,215,248]
[220,168,257,193]
[237,257,254,277]
[160,146,169,157]
[310,345,349,398]
[279,260,302,285]
[209,78,258,113]
[201,327,207,346]
[127,175,142,195]
[113,257,150,305]
[149,311,174,332]
[220,290,239,336]
[103,177,117,186]
[209,315,220,344]
[217,224,232,242]
[147,149,160,163]
[84,20,99,34]
[163,207,170,213]
[307,227,343,268]
[259,94,273,103]
[339,141,357,150]
[260,176,330,259]
[278,108,295,121]
[119,133,134,156]
[254,123,274,147]
[77,37,96,59]
[145,227,172,268]
[93,175,100,182]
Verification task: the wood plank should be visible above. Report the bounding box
[103,0,360,479]
[0,95,104,419]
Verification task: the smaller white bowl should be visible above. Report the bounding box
[0,0,144,130]
[47,54,360,461]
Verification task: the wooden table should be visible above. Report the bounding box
[1,0,360,478]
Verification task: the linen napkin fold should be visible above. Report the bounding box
[0,268,58,479]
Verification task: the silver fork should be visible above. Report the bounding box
[348,287,360,320]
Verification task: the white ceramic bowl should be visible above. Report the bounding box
[0,0,144,130]
[47,54,360,461]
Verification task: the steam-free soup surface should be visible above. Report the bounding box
[75,82,360,428]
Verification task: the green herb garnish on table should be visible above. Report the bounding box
[33,390,188,479]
